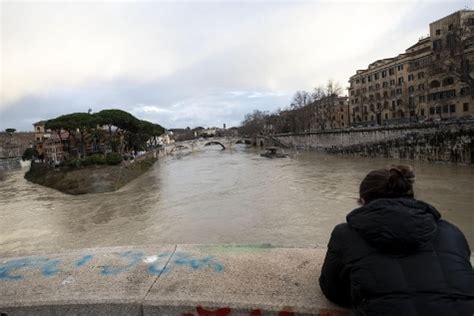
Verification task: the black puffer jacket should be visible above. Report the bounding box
[319,198,474,316]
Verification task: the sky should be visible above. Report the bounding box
[0,0,472,131]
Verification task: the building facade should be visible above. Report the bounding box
[349,10,474,127]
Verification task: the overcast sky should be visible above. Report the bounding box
[1,0,471,131]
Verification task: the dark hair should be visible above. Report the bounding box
[359,165,415,204]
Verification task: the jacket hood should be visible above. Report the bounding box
[347,198,441,253]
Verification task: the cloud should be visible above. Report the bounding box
[1,0,471,130]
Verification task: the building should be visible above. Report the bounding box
[33,121,50,157]
[349,10,474,127]
[311,96,350,130]
[44,131,69,164]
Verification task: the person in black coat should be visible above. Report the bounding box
[319,165,474,316]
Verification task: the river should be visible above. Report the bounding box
[0,145,473,257]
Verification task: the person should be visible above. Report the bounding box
[319,165,474,316]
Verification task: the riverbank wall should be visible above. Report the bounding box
[0,245,348,316]
[274,120,474,164]
[0,158,22,171]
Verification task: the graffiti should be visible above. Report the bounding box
[0,258,61,280]
[0,251,224,281]
[172,252,224,272]
[101,251,145,275]
[75,255,93,267]
[181,306,349,316]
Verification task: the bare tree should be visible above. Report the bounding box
[290,91,312,109]
[436,15,474,95]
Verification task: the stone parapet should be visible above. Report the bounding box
[0,245,348,316]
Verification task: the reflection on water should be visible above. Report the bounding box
[0,145,473,257]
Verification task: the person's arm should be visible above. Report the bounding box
[319,224,351,308]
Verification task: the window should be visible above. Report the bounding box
[408,86,415,93]
[390,79,395,86]
[397,99,402,105]
[436,29,441,35]
[442,77,454,86]
[398,77,404,84]
[430,107,435,115]
[443,104,449,113]
[421,108,425,116]
[448,24,453,31]
[409,97,415,106]
[436,54,441,60]
[368,75,372,82]
[356,79,360,84]
[450,104,456,113]
[362,77,366,83]
[370,104,374,111]
[392,101,396,109]
[430,80,440,88]
[396,88,402,95]
[374,73,379,80]
[375,83,380,89]
[436,106,441,114]
[446,34,455,49]
[408,74,414,81]
[418,72,424,79]
[433,39,442,51]
[369,86,373,91]
[418,84,425,90]
[419,95,425,102]
[382,71,387,78]
[383,82,388,88]
[389,68,395,75]
[397,65,404,71]
[385,113,388,119]
[460,87,470,95]
[464,103,469,112]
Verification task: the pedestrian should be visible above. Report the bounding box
[320,165,474,316]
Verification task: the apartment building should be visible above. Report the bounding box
[311,96,350,130]
[349,10,474,126]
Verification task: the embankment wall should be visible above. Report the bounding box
[274,120,474,163]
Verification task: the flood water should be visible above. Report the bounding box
[0,145,473,257]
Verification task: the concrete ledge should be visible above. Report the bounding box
[0,245,348,316]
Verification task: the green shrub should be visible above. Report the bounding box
[105,152,122,165]
[82,154,106,166]
[22,147,39,160]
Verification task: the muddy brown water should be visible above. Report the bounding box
[0,145,472,257]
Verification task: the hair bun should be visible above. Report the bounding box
[390,165,415,184]
[387,165,414,197]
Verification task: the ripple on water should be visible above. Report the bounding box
[0,150,473,256]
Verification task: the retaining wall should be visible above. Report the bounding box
[0,245,347,316]
[274,120,474,163]
[0,158,21,171]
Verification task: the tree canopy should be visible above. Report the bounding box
[45,109,165,155]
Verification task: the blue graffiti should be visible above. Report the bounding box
[75,255,93,267]
[147,252,224,275]
[147,252,172,275]
[100,251,144,275]
[173,252,224,272]
[0,251,224,281]
[0,258,61,280]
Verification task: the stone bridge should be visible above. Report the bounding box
[172,137,253,152]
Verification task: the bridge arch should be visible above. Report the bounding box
[235,139,252,145]
[204,141,226,150]
[170,145,190,153]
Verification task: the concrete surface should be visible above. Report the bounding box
[0,245,348,316]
